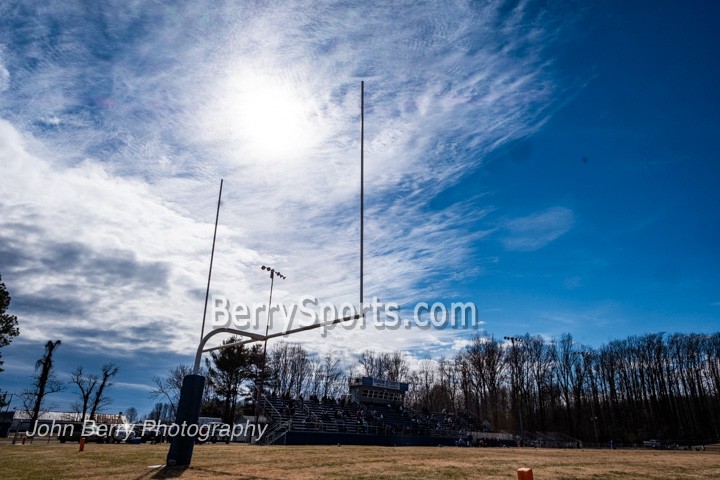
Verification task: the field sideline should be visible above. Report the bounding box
[1,443,719,480]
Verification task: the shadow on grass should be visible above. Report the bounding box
[151,466,188,478]
[184,467,269,479]
[133,465,266,479]
[129,465,187,480]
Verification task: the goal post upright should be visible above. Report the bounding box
[167,82,367,467]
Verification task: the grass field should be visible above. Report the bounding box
[1,442,718,480]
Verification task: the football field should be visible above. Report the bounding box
[1,443,718,479]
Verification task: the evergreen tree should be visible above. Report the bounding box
[0,274,20,373]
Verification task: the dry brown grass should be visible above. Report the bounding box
[1,442,718,480]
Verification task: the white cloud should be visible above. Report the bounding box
[0,120,225,349]
[501,206,574,251]
[0,1,572,364]
[0,61,9,92]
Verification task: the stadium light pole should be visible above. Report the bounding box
[260,265,286,356]
[254,265,286,430]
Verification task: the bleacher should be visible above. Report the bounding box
[263,393,375,434]
[256,377,489,444]
[258,384,588,448]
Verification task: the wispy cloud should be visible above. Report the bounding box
[0,0,574,365]
[0,54,9,92]
[500,206,574,251]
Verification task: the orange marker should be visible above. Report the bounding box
[517,467,534,480]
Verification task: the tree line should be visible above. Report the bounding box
[150,337,348,425]
[151,331,720,444]
[4,274,719,441]
[25,341,119,428]
[398,332,720,443]
[1,276,122,430]
[1,338,120,431]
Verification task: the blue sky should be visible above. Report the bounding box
[0,1,718,417]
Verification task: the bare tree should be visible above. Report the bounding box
[150,364,193,417]
[148,402,174,423]
[318,351,345,398]
[288,344,311,397]
[22,340,63,431]
[69,366,98,421]
[358,349,382,378]
[125,407,138,423]
[269,342,312,397]
[89,363,118,419]
[466,335,504,428]
[525,335,555,432]
[358,349,408,381]
[414,359,436,410]
[555,333,578,434]
[384,351,410,382]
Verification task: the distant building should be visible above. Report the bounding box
[1,410,125,436]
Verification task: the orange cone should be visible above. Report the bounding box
[517,467,534,480]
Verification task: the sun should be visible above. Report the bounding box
[226,73,320,159]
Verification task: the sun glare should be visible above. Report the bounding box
[228,74,319,159]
